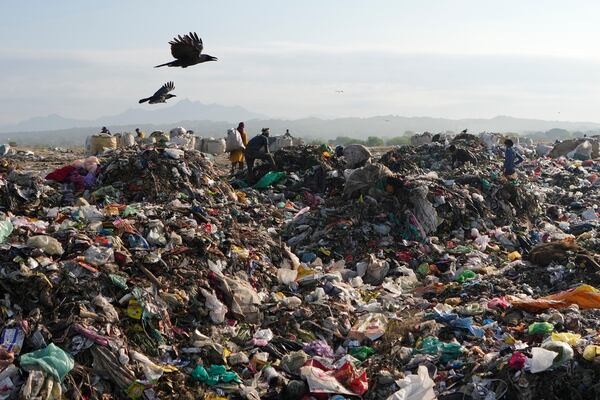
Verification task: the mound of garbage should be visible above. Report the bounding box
[4,135,600,399]
[93,148,230,203]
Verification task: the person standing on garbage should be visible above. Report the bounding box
[135,128,145,139]
[229,122,248,174]
[503,138,524,178]
[245,128,276,181]
[100,126,111,135]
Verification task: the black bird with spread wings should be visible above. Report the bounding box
[139,81,176,104]
[155,32,218,68]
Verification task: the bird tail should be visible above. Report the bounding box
[139,98,150,104]
[154,61,173,68]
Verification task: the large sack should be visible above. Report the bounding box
[88,135,117,156]
[569,140,593,160]
[201,138,226,155]
[120,133,135,147]
[410,132,432,146]
[269,135,294,152]
[225,129,245,152]
[550,139,600,159]
[343,163,392,198]
[343,144,372,168]
[170,127,187,137]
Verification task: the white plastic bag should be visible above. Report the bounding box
[200,288,227,324]
[386,365,436,400]
[225,129,245,152]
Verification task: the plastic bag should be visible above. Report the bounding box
[511,284,600,311]
[26,235,64,256]
[0,219,13,243]
[19,343,74,381]
[254,171,286,189]
[530,347,557,373]
[225,128,245,152]
[386,365,436,400]
[84,245,114,266]
[200,288,228,324]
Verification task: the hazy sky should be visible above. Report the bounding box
[2,0,600,124]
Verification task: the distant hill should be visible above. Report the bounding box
[0,99,267,133]
[2,109,600,147]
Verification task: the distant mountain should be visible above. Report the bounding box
[0,100,267,133]
[2,112,600,147]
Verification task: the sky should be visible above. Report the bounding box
[2,0,600,124]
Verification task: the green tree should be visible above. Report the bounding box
[366,136,385,147]
[385,136,410,146]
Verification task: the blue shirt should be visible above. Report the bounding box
[504,147,524,174]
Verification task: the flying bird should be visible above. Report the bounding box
[139,81,176,104]
[335,90,344,93]
[155,32,218,68]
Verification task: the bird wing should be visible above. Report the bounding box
[153,81,175,97]
[169,32,203,61]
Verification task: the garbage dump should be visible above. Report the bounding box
[4,134,600,399]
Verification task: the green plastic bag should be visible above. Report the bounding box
[456,270,476,283]
[416,336,464,364]
[349,346,375,361]
[528,322,554,335]
[254,171,286,189]
[20,343,74,381]
[191,365,241,385]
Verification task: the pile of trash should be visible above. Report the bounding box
[4,136,600,399]
[92,148,230,203]
[381,133,490,174]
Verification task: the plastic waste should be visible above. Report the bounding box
[200,288,228,324]
[456,270,476,283]
[0,219,13,243]
[386,365,436,400]
[254,171,286,189]
[19,343,74,381]
[512,284,600,311]
[541,340,573,366]
[551,332,581,345]
[583,345,600,361]
[509,351,526,369]
[530,347,557,373]
[191,365,241,385]
[528,322,554,335]
[26,235,64,256]
[84,245,114,266]
[416,336,464,363]
[130,350,164,381]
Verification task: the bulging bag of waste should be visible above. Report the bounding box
[225,128,245,152]
[269,135,294,152]
[170,127,187,137]
[27,235,64,256]
[343,163,393,198]
[570,140,593,160]
[201,138,226,155]
[119,132,135,147]
[343,144,372,168]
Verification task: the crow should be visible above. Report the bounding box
[155,32,218,68]
[139,81,176,104]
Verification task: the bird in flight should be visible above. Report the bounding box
[335,90,344,93]
[155,32,218,68]
[139,81,176,104]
